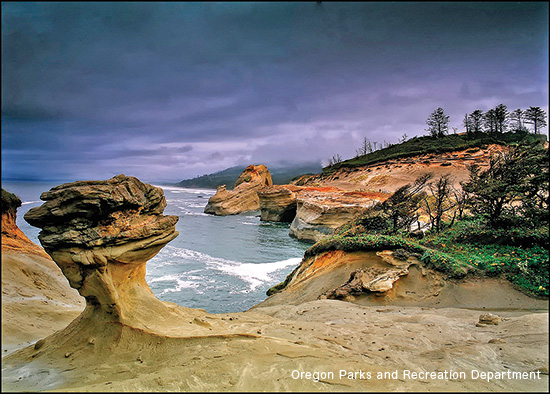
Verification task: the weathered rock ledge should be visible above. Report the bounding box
[204,164,273,215]
[289,189,389,242]
[258,185,301,222]
[2,188,48,257]
[261,248,548,311]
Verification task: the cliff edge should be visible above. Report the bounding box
[1,188,84,354]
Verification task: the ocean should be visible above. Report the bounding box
[2,181,310,313]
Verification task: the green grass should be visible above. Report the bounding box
[302,216,549,297]
[304,233,470,278]
[419,219,549,297]
[324,132,546,174]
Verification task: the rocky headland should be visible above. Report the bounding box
[209,145,506,243]
[3,166,548,391]
[204,164,273,215]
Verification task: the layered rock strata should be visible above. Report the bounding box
[23,174,179,325]
[261,248,548,311]
[2,189,47,257]
[258,185,300,222]
[2,188,84,353]
[289,190,388,242]
[204,164,273,215]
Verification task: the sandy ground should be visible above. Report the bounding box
[2,299,548,392]
[1,251,84,355]
[2,248,548,392]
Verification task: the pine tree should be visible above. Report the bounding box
[510,109,526,133]
[469,110,484,134]
[524,106,547,134]
[425,108,450,138]
[494,104,508,133]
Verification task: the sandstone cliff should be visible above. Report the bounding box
[289,189,389,242]
[204,164,273,215]
[261,249,549,311]
[296,144,507,193]
[1,188,84,354]
[258,185,301,222]
[2,179,547,392]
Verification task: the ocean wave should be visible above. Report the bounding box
[150,246,301,291]
[154,185,215,194]
[186,203,208,209]
[208,257,301,290]
[21,200,41,205]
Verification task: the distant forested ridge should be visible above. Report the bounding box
[176,162,323,189]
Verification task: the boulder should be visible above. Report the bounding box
[321,266,410,299]
[204,164,273,215]
[478,313,501,325]
[24,174,179,323]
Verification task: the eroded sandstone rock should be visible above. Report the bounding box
[320,266,410,299]
[204,164,273,215]
[258,185,301,222]
[289,190,387,242]
[2,188,48,257]
[478,313,501,325]
[24,174,179,323]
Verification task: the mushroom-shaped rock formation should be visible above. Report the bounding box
[23,175,179,325]
[204,164,273,215]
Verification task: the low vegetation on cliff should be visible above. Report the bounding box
[325,132,545,173]
[305,140,549,297]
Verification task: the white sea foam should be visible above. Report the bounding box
[150,246,301,291]
[187,203,208,209]
[160,279,198,295]
[21,201,41,205]
[154,185,215,195]
[209,257,301,290]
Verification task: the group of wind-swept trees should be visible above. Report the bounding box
[328,104,546,167]
[351,140,548,236]
[426,104,547,138]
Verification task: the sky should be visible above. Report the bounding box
[2,2,548,183]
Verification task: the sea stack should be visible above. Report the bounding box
[23,174,179,324]
[204,164,273,215]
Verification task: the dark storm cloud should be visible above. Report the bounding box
[2,2,548,182]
